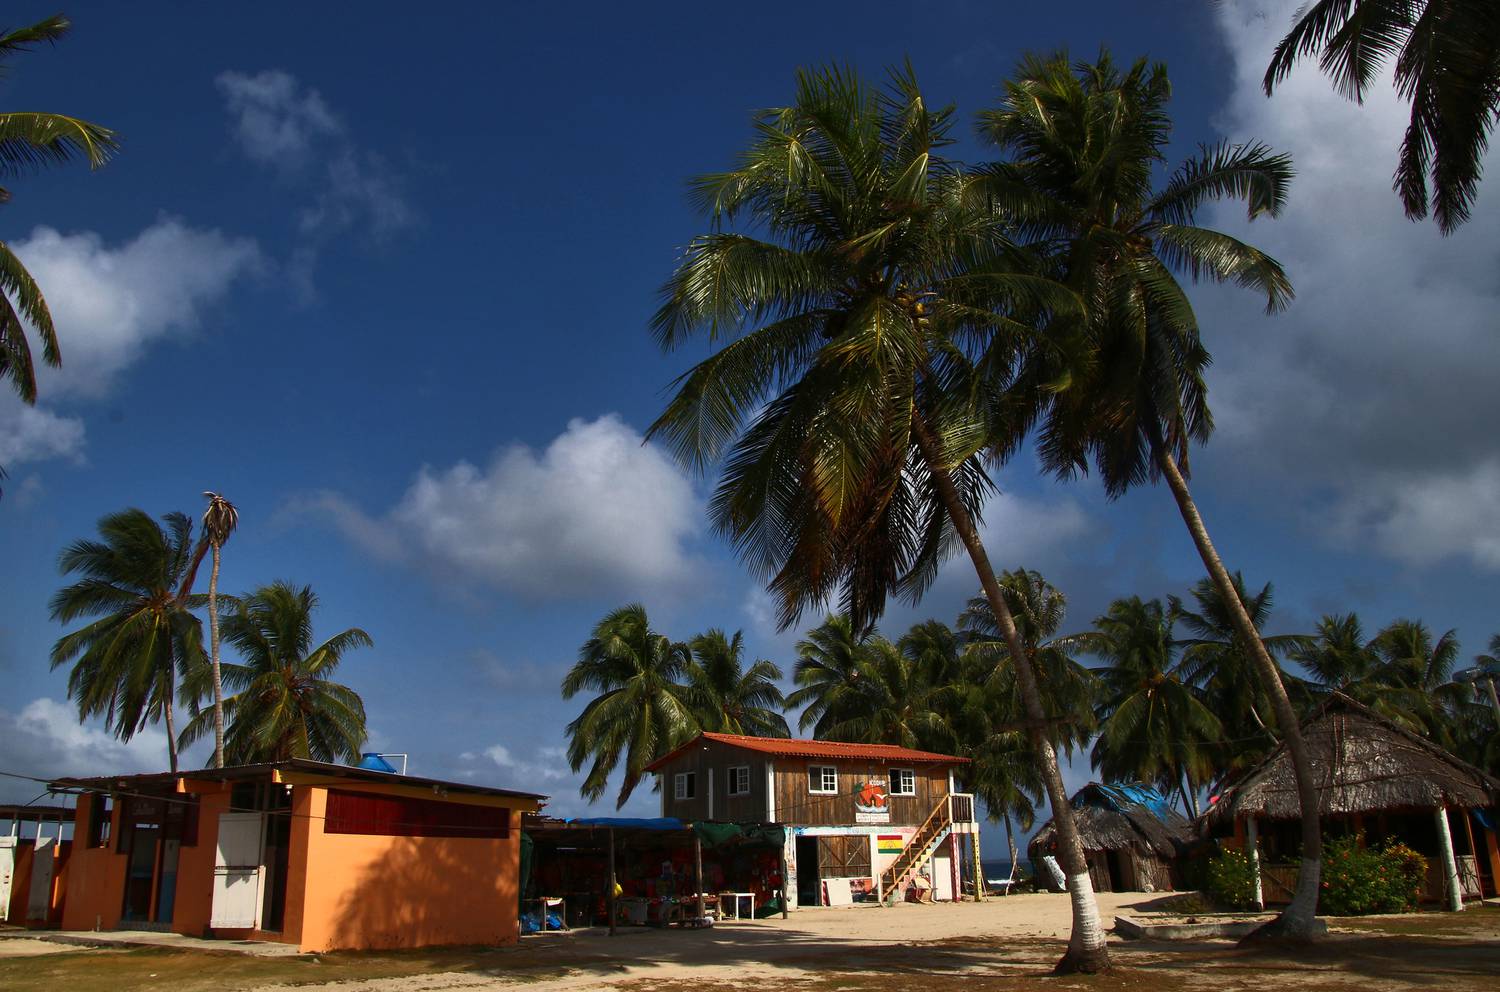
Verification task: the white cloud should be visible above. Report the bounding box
[0,218,260,472]
[1341,460,1500,571]
[307,414,705,599]
[0,402,85,465]
[10,219,262,398]
[216,69,341,170]
[1202,2,1500,570]
[0,698,175,802]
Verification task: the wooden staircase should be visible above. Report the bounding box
[877,793,974,906]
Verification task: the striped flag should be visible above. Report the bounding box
[877,834,905,855]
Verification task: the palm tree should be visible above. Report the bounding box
[786,614,884,738]
[190,492,241,768]
[1459,634,1500,725]
[1174,575,1310,781]
[978,52,1324,940]
[179,582,369,764]
[0,15,117,407]
[683,628,790,736]
[648,65,1109,971]
[1076,597,1222,816]
[958,571,1099,755]
[1366,619,1464,747]
[562,604,697,808]
[1265,0,1500,232]
[1291,613,1379,696]
[49,509,207,772]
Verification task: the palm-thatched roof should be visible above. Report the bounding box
[1028,782,1189,859]
[1207,693,1500,824]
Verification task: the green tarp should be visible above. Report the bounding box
[691,821,785,849]
[518,830,534,912]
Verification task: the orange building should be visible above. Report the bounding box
[51,760,545,952]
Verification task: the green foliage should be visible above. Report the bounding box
[1204,849,1259,911]
[1318,835,1428,916]
[49,508,208,769]
[1264,0,1500,232]
[178,582,371,765]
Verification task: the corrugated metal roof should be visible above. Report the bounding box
[645,732,968,772]
[49,758,548,802]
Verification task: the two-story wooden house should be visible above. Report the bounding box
[645,733,978,907]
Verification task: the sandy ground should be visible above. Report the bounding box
[0,937,79,956]
[5,894,1498,992]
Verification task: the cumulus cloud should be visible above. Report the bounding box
[0,403,85,465]
[217,69,415,296]
[0,698,172,803]
[1201,1,1500,570]
[11,219,262,398]
[303,414,705,599]
[0,218,260,471]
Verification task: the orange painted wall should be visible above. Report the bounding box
[60,795,127,932]
[292,787,522,953]
[169,789,226,937]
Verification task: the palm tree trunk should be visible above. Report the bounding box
[1004,812,1019,884]
[1156,448,1321,940]
[163,677,179,774]
[209,543,226,769]
[912,416,1109,974]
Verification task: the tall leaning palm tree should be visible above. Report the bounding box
[49,509,207,772]
[1265,0,1500,232]
[180,581,369,764]
[195,492,239,767]
[562,604,697,808]
[647,65,1109,971]
[977,52,1324,940]
[0,15,117,406]
[684,628,790,736]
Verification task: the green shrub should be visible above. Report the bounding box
[1205,849,1259,910]
[1319,834,1428,916]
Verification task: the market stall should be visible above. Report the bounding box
[521,816,786,934]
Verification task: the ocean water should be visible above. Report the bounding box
[981,859,1031,881]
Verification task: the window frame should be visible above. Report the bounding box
[727,765,751,797]
[673,772,696,800]
[808,765,839,795]
[889,767,917,796]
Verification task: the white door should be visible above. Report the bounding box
[27,835,55,921]
[211,813,265,929]
[0,836,15,921]
[931,849,954,902]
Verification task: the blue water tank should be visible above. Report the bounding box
[357,753,399,773]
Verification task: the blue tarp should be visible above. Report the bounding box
[562,816,686,830]
[356,753,399,773]
[1084,783,1175,823]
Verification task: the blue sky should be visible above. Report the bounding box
[3,2,1498,857]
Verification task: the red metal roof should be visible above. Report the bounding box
[645,732,969,772]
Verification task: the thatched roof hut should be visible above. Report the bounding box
[1207,693,1500,824]
[1206,693,1500,909]
[1029,783,1190,892]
